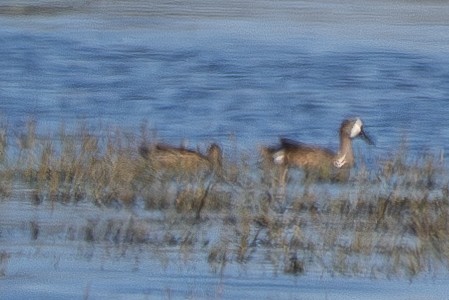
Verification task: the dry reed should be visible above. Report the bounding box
[1,120,449,279]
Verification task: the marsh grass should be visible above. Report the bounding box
[0,251,10,277]
[2,120,449,279]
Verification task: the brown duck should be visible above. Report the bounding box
[139,142,223,176]
[262,117,373,183]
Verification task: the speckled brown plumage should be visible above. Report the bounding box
[262,117,373,183]
[139,142,222,176]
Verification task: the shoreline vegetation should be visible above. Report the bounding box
[1,120,449,279]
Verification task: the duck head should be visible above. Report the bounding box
[342,117,374,145]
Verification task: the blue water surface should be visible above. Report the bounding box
[1,0,449,157]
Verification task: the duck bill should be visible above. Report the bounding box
[360,128,374,145]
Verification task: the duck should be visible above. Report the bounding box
[261,117,373,183]
[139,142,223,219]
[139,142,223,177]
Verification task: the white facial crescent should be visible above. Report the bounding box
[350,118,363,138]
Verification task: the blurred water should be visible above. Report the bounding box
[2,2,449,298]
[1,0,449,158]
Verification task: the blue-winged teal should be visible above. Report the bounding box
[139,142,223,176]
[262,117,373,183]
[139,142,222,219]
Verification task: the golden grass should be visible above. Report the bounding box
[1,120,449,279]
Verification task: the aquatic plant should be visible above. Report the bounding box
[1,120,449,279]
[0,251,10,277]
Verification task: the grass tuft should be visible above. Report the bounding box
[1,120,449,278]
